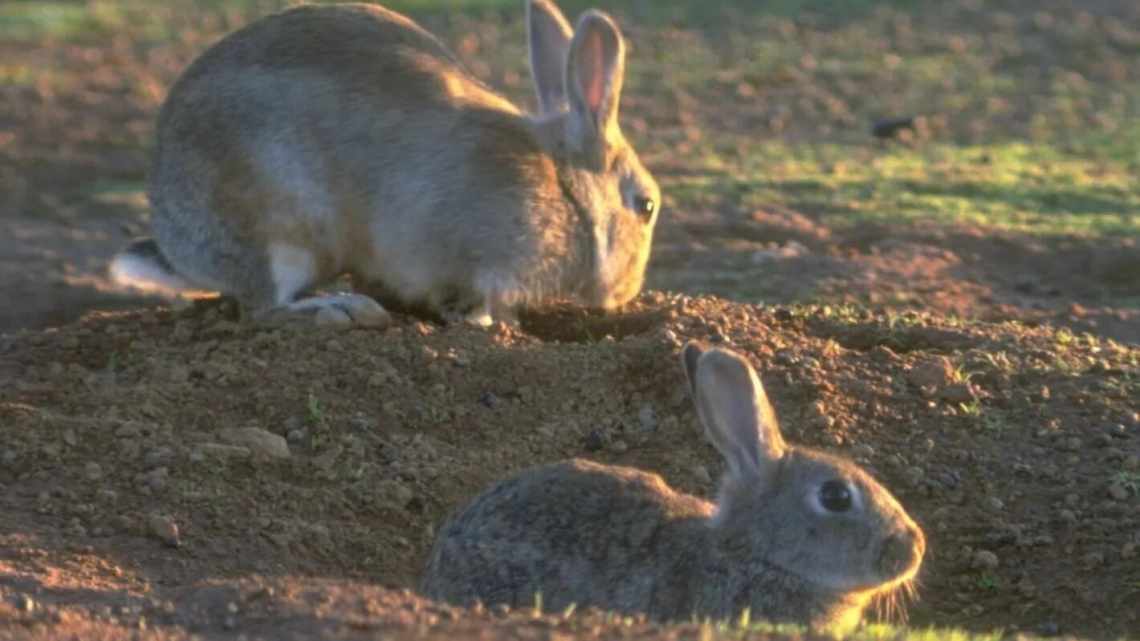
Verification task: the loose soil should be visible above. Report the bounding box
[1,295,1138,640]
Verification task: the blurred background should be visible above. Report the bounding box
[1,0,1137,340]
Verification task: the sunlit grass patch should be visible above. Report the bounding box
[0,0,923,42]
[0,1,87,39]
[667,141,1140,238]
[0,1,128,40]
[0,63,35,85]
[685,617,1013,641]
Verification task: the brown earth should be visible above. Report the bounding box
[1,294,1138,640]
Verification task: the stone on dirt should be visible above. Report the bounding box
[148,513,180,548]
[908,356,955,390]
[218,427,290,460]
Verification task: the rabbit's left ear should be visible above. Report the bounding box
[683,343,786,481]
[565,10,625,151]
[527,0,573,115]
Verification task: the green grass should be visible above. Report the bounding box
[0,0,928,40]
[666,141,1140,237]
[678,618,1012,641]
[0,1,95,39]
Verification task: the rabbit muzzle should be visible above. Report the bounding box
[585,257,646,311]
[876,526,925,585]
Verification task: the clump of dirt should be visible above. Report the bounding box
[1,293,1137,640]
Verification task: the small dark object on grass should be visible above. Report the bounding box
[872,116,917,140]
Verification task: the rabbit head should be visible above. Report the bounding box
[681,342,926,606]
[526,0,660,310]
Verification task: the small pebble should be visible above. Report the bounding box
[478,391,500,409]
[971,549,999,570]
[908,356,954,389]
[218,427,289,459]
[147,514,180,548]
[637,404,658,432]
[380,480,414,507]
[905,466,925,487]
[144,447,176,468]
[940,382,976,403]
[84,462,103,482]
[692,465,712,485]
[1108,484,1130,501]
[961,603,985,617]
[142,467,169,492]
[869,345,897,363]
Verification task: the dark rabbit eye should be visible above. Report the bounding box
[819,480,853,513]
[633,195,656,220]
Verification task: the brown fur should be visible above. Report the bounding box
[422,343,925,631]
[111,2,660,324]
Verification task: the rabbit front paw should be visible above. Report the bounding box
[259,293,391,329]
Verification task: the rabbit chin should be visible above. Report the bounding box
[788,562,913,598]
[583,272,644,311]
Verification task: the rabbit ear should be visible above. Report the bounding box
[565,10,625,150]
[688,346,786,479]
[680,340,708,398]
[527,0,573,115]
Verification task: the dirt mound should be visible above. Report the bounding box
[1,293,1137,640]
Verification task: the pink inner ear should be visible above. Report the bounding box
[578,31,607,115]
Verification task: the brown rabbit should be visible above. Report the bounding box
[110,1,660,326]
[422,342,925,632]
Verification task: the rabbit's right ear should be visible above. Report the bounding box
[527,0,574,115]
[565,10,625,153]
[686,345,786,480]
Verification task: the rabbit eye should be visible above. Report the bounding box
[633,196,656,220]
[819,480,853,513]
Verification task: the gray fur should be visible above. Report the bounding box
[421,343,925,630]
[110,1,659,324]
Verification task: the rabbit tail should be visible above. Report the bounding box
[110,238,196,296]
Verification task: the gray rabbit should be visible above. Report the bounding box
[111,1,660,326]
[421,342,925,631]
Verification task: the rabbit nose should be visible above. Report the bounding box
[878,528,924,579]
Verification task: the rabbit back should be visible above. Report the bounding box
[147,3,574,313]
[423,343,924,629]
[421,459,713,614]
